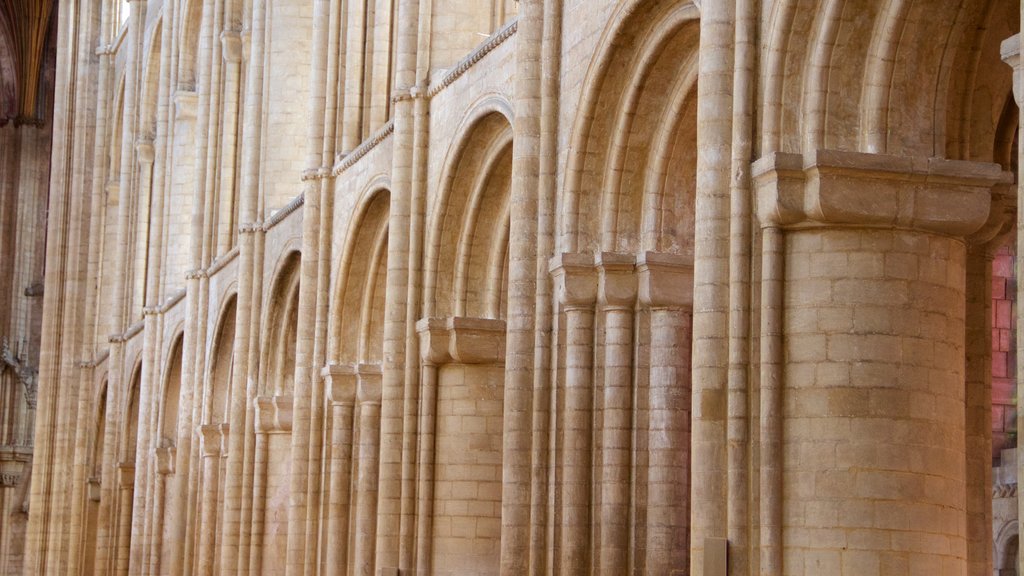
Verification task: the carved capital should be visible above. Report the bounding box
[637,252,693,310]
[135,138,155,164]
[117,463,136,489]
[550,253,597,309]
[0,473,19,487]
[155,446,175,475]
[416,317,506,366]
[199,423,229,457]
[174,90,198,120]
[220,30,243,63]
[357,365,383,405]
[752,150,1006,237]
[1002,34,1023,106]
[323,364,358,406]
[254,396,293,434]
[87,476,101,502]
[597,252,637,308]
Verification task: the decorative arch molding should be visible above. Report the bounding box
[260,250,302,397]
[426,106,514,319]
[995,520,1020,574]
[331,187,391,364]
[762,0,1018,160]
[561,0,700,255]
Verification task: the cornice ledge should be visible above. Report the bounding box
[752,149,1008,237]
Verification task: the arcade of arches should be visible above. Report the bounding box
[7,0,1024,574]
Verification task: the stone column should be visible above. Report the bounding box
[638,252,692,575]
[753,149,1006,573]
[550,253,597,576]
[196,424,226,576]
[114,463,135,576]
[248,395,293,575]
[595,253,636,576]
[323,365,357,576]
[151,446,175,575]
[353,367,383,576]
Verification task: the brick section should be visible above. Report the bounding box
[783,228,968,575]
[991,244,1017,462]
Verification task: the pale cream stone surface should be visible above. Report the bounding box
[9,1,1024,575]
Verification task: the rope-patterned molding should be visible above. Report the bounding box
[332,120,395,176]
[238,222,264,235]
[265,192,306,231]
[994,483,1018,498]
[426,20,518,99]
[207,246,240,277]
[301,167,330,182]
[76,349,110,369]
[108,320,145,344]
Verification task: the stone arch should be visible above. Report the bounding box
[761,0,1019,157]
[121,360,143,463]
[261,250,301,396]
[177,0,203,91]
[332,187,390,365]
[206,294,237,425]
[561,0,699,255]
[82,381,108,576]
[426,104,514,319]
[996,520,1020,575]
[158,333,184,447]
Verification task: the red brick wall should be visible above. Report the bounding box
[992,245,1016,462]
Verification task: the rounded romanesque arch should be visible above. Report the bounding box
[426,104,513,320]
[553,2,700,574]
[261,251,301,396]
[331,187,390,365]
[206,294,237,426]
[562,0,699,256]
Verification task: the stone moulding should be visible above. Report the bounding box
[265,192,306,231]
[416,316,507,365]
[752,149,1009,236]
[332,120,395,176]
[426,19,518,100]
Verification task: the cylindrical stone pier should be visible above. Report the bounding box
[753,150,1006,574]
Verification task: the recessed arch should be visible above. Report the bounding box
[331,186,391,364]
[260,250,301,396]
[561,0,700,256]
[425,106,514,319]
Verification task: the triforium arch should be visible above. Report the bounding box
[426,100,514,320]
[551,2,699,574]
[409,102,515,575]
[322,185,390,576]
[261,250,302,397]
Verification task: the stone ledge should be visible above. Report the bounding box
[752,149,1009,236]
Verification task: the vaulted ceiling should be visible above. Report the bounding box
[0,0,55,125]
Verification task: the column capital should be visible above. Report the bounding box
[752,149,1008,236]
[416,316,506,365]
[135,138,155,164]
[200,423,229,456]
[323,364,358,405]
[357,364,383,405]
[596,252,637,308]
[173,90,198,121]
[220,30,243,63]
[117,463,136,488]
[254,396,293,434]
[1001,34,1022,106]
[637,252,693,310]
[550,253,597,309]
[155,446,176,475]
[967,182,1016,254]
